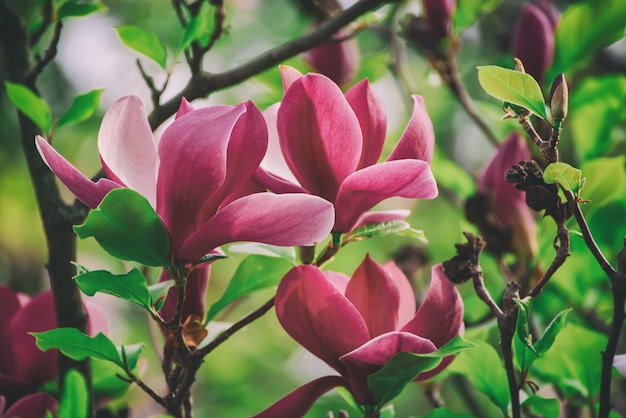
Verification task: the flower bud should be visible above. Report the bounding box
[421,0,456,40]
[304,28,359,87]
[512,3,555,85]
[549,73,568,122]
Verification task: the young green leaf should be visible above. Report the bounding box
[534,308,571,356]
[177,2,214,53]
[477,66,548,120]
[521,396,560,418]
[453,0,502,33]
[206,255,293,322]
[514,298,537,355]
[5,81,52,133]
[543,162,585,195]
[58,369,89,418]
[115,26,167,69]
[148,279,175,312]
[58,0,107,18]
[228,242,297,263]
[345,220,422,243]
[57,89,104,128]
[580,156,626,209]
[74,188,170,267]
[74,268,153,314]
[415,408,475,418]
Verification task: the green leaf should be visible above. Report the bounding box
[92,358,131,400]
[580,156,626,209]
[74,268,153,314]
[453,0,502,32]
[514,299,537,355]
[367,336,475,408]
[543,162,585,195]
[58,369,89,418]
[115,26,167,69]
[477,66,548,120]
[534,308,571,356]
[4,81,52,133]
[431,150,476,200]
[74,188,170,267]
[177,2,215,53]
[148,279,175,312]
[521,396,560,418]
[228,243,296,264]
[448,340,509,413]
[206,255,293,322]
[193,252,229,266]
[57,0,107,18]
[549,0,626,79]
[120,343,144,371]
[57,89,104,128]
[414,408,474,418]
[345,220,423,243]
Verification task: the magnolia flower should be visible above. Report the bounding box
[304,29,360,87]
[0,286,107,408]
[512,3,556,84]
[254,256,464,417]
[421,0,456,40]
[1,393,57,418]
[256,67,438,234]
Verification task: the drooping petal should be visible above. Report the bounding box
[35,136,121,208]
[97,95,159,207]
[345,255,404,338]
[401,264,463,348]
[251,375,347,418]
[339,331,437,404]
[254,167,310,194]
[345,79,387,169]
[279,65,304,92]
[304,29,359,87]
[334,160,438,232]
[387,95,435,163]
[325,271,350,295]
[156,104,245,247]
[158,266,210,323]
[278,73,362,202]
[276,265,369,374]
[179,193,334,262]
[175,97,195,119]
[260,103,300,185]
[2,392,58,418]
[349,209,411,231]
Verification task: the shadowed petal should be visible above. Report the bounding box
[179,193,334,262]
[98,96,158,207]
[278,73,362,201]
[2,392,57,418]
[158,266,210,323]
[325,271,350,295]
[334,160,438,232]
[0,287,27,377]
[304,30,360,87]
[260,103,300,185]
[345,79,387,169]
[175,97,195,119]
[401,264,463,348]
[35,136,121,208]
[388,96,435,163]
[254,167,309,194]
[276,265,369,374]
[383,261,417,328]
[252,376,347,418]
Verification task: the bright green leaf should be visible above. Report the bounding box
[453,0,502,32]
[115,26,167,69]
[521,396,560,418]
[414,408,474,418]
[148,279,175,312]
[4,81,52,133]
[92,358,131,400]
[345,220,419,243]
[74,188,170,267]
[58,369,89,418]
[193,252,228,266]
[119,343,144,371]
[514,299,537,355]
[448,340,509,413]
[58,0,107,18]
[206,255,293,322]
[368,336,475,408]
[228,243,296,264]
[74,268,153,313]
[431,150,476,200]
[178,2,214,53]
[580,156,626,209]
[57,89,104,128]
[534,308,571,356]
[379,405,395,418]
[477,66,548,120]
[543,162,585,195]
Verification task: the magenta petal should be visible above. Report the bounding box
[252,375,347,418]
[2,392,58,418]
[279,65,304,92]
[260,103,300,185]
[401,264,463,348]
[334,160,438,232]
[278,73,362,201]
[158,266,210,323]
[97,96,158,207]
[176,97,195,119]
[254,167,309,194]
[325,271,350,295]
[383,261,417,328]
[388,95,435,163]
[304,29,359,87]
[276,265,369,374]
[35,136,121,208]
[345,79,387,169]
[179,193,334,262]
[345,255,404,338]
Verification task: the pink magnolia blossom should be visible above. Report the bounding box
[304,29,360,87]
[1,393,58,418]
[254,256,464,417]
[479,132,537,258]
[0,286,107,409]
[256,67,438,234]
[512,3,556,84]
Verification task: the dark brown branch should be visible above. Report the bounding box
[148,0,390,129]
[137,59,169,109]
[26,20,63,85]
[527,220,570,297]
[29,0,53,46]
[118,370,167,408]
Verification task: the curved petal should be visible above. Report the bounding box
[304,30,359,87]
[156,104,245,246]
[179,193,334,262]
[254,167,309,194]
[325,271,350,295]
[401,264,464,348]
[98,95,158,207]
[350,209,410,231]
[279,65,304,92]
[251,375,347,418]
[260,103,300,185]
[388,95,435,163]
[334,160,438,232]
[339,331,437,405]
[345,79,386,168]
[176,97,195,119]
[35,136,121,208]
[158,266,210,323]
[278,73,362,201]
[276,265,369,374]
[345,255,405,338]
[2,392,58,418]
[383,261,417,329]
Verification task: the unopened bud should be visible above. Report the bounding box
[549,73,568,122]
[304,28,359,87]
[421,0,456,40]
[512,3,555,84]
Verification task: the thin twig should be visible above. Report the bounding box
[472,270,504,317]
[118,370,167,408]
[527,221,570,297]
[26,20,63,84]
[29,0,53,46]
